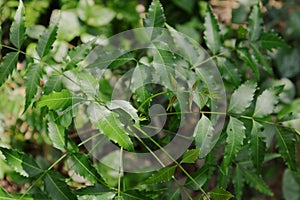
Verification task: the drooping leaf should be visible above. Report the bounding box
[44,171,76,200]
[228,81,257,114]
[209,188,234,200]
[37,89,73,110]
[259,31,287,51]
[143,0,166,28]
[253,86,283,118]
[145,166,176,184]
[239,165,273,196]
[250,120,266,172]
[47,121,66,151]
[248,4,262,41]
[24,63,42,111]
[69,153,102,184]
[181,149,200,164]
[204,6,221,55]
[233,165,244,200]
[237,49,260,79]
[43,75,64,95]
[275,128,297,171]
[36,16,58,58]
[106,100,139,124]
[10,0,26,49]
[88,102,134,151]
[0,52,19,87]
[222,117,246,174]
[193,115,215,158]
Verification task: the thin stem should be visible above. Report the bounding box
[117,147,123,197]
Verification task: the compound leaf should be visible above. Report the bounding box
[0,52,19,87]
[10,0,26,49]
[145,166,176,184]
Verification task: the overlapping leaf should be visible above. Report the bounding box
[181,149,200,164]
[237,49,260,79]
[10,0,26,49]
[250,121,266,172]
[47,121,66,151]
[259,31,287,50]
[0,52,19,86]
[37,89,73,110]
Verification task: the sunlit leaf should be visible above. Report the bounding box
[10,0,26,49]
[47,121,66,151]
[145,166,176,184]
[143,0,165,28]
[181,149,200,164]
[37,89,73,110]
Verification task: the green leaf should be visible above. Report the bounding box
[253,86,283,118]
[278,99,300,119]
[145,166,176,184]
[121,190,153,200]
[69,153,101,184]
[248,4,262,41]
[0,52,19,87]
[193,115,215,158]
[228,81,257,114]
[251,43,273,75]
[259,31,287,51]
[47,121,66,151]
[233,165,244,200]
[74,184,111,196]
[204,6,221,55]
[36,16,58,58]
[217,58,241,87]
[223,117,246,174]
[239,165,273,196]
[276,128,297,171]
[283,169,300,200]
[43,75,64,95]
[250,120,266,172]
[181,149,200,164]
[237,49,260,79]
[37,89,73,110]
[10,0,26,49]
[66,40,95,68]
[143,0,166,28]
[44,171,76,200]
[71,69,98,98]
[24,63,42,111]
[88,102,134,151]
[0,147,43,177]
[185,165,209,190]
[106,100,139,124]
[0,186,13,198]
[209,188,234,200]
[172,0,195,14]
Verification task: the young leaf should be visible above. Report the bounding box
[239,165,273,196]
[145,166,176,184]
[193,115,215,158]
[181,149,200,164]
[223,117,246,173]
[36,16,59,58]
[233,165,244,200]
[253,86,283,118]
[44,171,76,200]
[143,0,166,28]
[24,63,42,111]
[10,0,26,49]
[248,4,262,41]
[275,128,297,171]
[228,81,257,114]
[0,52,19,87]
[37,89,73,110]
[250,120,266,172]
[88,102,134,151]
[69,153,101,184]
[204,6,221,55]
[237,49,260,79]
[47,121,66,151]
[209,188,234,200]
[106,100,139,124]
[259,31,287,51]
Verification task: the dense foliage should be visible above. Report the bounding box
[0,0,299,199]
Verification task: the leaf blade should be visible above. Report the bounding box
[143,0,166,28]
[0,52,19,87]
[47,121,66,151]
[10,0,26,49]
[145,166,176,184]
[248,4,262,41]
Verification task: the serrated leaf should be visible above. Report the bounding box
[143,0,165,28]
[237,49,260,79]
[74,184,111,196]
[209,188,234,200]
[185,165,209,190]
[145,166,176,184]
[251,43,273,75]
[44,171,76,200]
[0,147,43,177]
[250,121,266,172]
[181,149,200,164]
[259,31,287,50]
[228,81,257,114]
[24,63,42,111]
[88,102,134,151]
[44,75,64,95]
[107,100,139,124]
[217,58,241,87]
[223,117,246,174]
[69,153,101,184]
[204,6,221,55]
[37,89,73,110]
[10,0,26,49]
[233,165,244,200]
[36,16,58,58]
[248,4,262,41]
[239,165,273,196]
[193,115,215,158]
[47,121,66,150]
[0,52,19,87]
[253,86,283,118]
[275,128,297,171]
[72,70,98,98]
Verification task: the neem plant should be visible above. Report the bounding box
[0,0,299,199]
